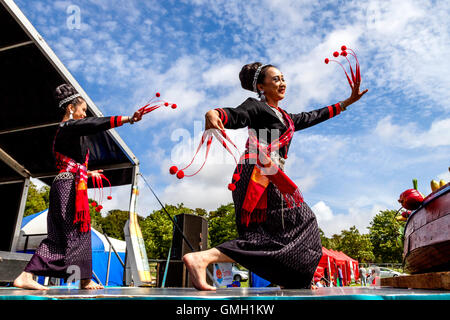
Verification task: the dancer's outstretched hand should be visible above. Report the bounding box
[130,110,143,123]
[343,80,368,108]
[205,109,225,131]
[88,169,103,178]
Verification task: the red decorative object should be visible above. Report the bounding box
[90,173,112,214]
[324,45,361,90]
[398,189,424,210]
[169,129,243,190]
[233,174,240,182]
[169,166,178,175]
[137,92,177,116]
[176,170,185,179]
[228,183,236,191]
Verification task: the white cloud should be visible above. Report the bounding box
[312,200,384,237]
[375,116,450,148]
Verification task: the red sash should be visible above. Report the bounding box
[240,105,303,226]
[54,128,91,232]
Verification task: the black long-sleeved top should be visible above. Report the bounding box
[215,97,342,158]
[54,116,124,164]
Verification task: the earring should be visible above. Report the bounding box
[69,110,74,119]
[260,90,266,102]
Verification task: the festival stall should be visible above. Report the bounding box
[315,247,359,286]
[338,251,359,283]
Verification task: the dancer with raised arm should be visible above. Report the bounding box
[183,57,368,290]
[14,84,144,290]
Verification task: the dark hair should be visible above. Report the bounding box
[54,84,84,117]
[239,62,276,96]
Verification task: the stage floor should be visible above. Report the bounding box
[0,286,449,300]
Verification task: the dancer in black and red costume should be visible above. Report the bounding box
[183,60,368,290]
[13,84,144,290]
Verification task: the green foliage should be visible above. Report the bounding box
[368,209,405,263]
[208,203,238,248]
[140,204,183,260]
[98,209,133,240]
[24,182,50,217]
[334,226,375,263]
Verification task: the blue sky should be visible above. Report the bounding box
[18,0,450,237]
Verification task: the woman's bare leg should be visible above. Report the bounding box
[13,271,48,290]
[182,248,234,291]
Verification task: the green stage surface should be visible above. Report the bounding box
[0,286,449,300]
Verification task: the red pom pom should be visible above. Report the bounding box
[340,51,347,56]
[164,102,169,106]
[91,201,97,207]
[228,183,236,191]
[156,92,160,97]
[95,205,103,212]
[169,166,178,175]
[107,196,112,200]
[176,170,185,179]
[333,51,339,57]
[324,58,329,64]
[232,174,240,181]
[171,104,177,109]
[341,45,347,51]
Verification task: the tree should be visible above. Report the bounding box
[141,203,193,260]
[100,209,136,240]
[24,182,50,217]
[208,203,238,248]
[335,226,375,263]
[368,210,405,263]
[319,228,331,248]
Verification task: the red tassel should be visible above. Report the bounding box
[74,188,90,232]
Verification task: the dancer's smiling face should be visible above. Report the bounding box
[257,67,286,104]
[67,100,87,120]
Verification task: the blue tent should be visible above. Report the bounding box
[18,209,126,286]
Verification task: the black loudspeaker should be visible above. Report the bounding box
[157,213,209,288]
[170,213,208,260]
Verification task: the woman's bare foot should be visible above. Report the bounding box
[13,271,48,290]
[80,279,104,290]
[183,252,216,291]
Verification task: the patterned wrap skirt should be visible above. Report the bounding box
[24,172,92,280]
[216,162,323,288]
